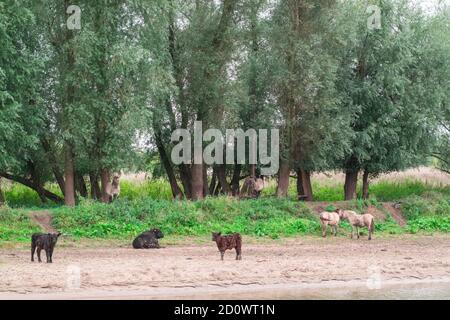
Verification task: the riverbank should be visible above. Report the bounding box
[1,235,449,299]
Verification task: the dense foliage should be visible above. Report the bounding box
[0,0,449,205]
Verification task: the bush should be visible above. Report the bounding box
[0,207,41,241]
[0,176,448,243]
[48,197,319,240]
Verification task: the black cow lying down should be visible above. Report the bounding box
[132,228,164,249]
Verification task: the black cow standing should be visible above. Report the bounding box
[31,232,61,263]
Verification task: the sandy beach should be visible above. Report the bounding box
[1,235,449,299]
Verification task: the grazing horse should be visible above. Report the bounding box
[319,210,340,237]
[338,209,375,240]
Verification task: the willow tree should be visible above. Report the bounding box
[424,5,450,175]
[0,0,63,203]
[66,1,165,203]
[27,1,169,205]
[338,0,447,200]
[267,0,351,199]
[151,0,239,200]
[214,0,275,195]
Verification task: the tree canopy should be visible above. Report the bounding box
[0,0,448,204]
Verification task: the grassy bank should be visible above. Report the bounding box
[0,191,448,244]
[1,170,449,244]
[2,173,449,208]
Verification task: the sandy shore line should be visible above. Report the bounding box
[1,235,449,299]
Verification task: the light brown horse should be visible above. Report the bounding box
[319,210,340,237]
[338,209,375,240]
[105,173,121,202]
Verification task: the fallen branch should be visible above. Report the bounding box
[0,172,63,204]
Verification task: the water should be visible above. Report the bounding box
[165,280,450,300]
[2,279,449,300]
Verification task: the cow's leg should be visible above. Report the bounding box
[151,239,160,249]
[368,226,372,240]
[321,222,326,237]
[220,251,224,261]
[350,226,354,239]
[37,247,42,263]
[31,243,36,262]
[356,227,360,239]
[334,225,337,236]
[45,249,50,263]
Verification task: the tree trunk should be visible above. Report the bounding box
[100,169,112,203]
[209,169,217,195]
[0,177,5,205]
[296,169,304,198]
[362,170,369,200]
[249,164,256,178]
[300,170,313,201]
[75,172,88,198]
[179,164,192,199]
[27,161,48,204]
[216,164,231,195]
[89,173,101,200]
[62,15,76,207]
[203,165,209,197]
[191,164,204,200]
[344,170,358,200]
[230,164,241,196]
[154,131,183,199]
[0,172,63,203]
[41,139,65,195]
[64,146,76,206]
[214,180,221,196]
[53,168,66,197]
[276,159,290,197]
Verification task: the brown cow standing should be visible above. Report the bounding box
[212,232,242,261]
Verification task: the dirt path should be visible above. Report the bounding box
[0,235,449,299]
[382,203,407,226]
[28,210,58,233]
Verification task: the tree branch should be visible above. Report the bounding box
[0,172,63,204]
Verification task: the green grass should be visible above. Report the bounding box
[2,176,449,207]
[311,180,449,202]
[0,193,448,244]
[0,207,41,242]
[368,181,449,201]
[50,197,319,240]
[0,197,326,242]
[119,179,173,201]
[0,177,448,244]
[2,183,62,209]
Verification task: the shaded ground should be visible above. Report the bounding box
[0,235,449,299]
